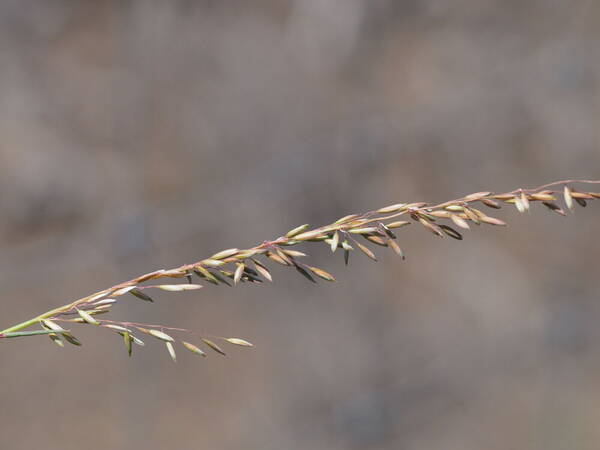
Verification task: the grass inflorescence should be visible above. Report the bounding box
[1,178,599,362]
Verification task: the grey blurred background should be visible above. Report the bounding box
[1,1,599,449]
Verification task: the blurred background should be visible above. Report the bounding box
[1,1,599,449]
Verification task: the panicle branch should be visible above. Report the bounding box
[1,178,598,362]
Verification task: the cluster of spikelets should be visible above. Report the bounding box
[1,179,598,363]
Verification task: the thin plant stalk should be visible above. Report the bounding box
[1,178,598,360]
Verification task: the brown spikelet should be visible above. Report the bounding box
[209,270,232,286]
[464,191,492,201]
[295,264,317,283]
[182,341,206,356]
[387,239,405,259]
[202,259,226,268]
[61,332,82,347]
[334,214,360,224]
[210,248,239,260]
[450,214,471,230]
[266,251,290,266]
[543,201,567,216]
[77,309,100,326]
[463,207,481,224]
[438,224,463,240]
[355,242,377,261]
[276,248,295,264]
[531,193,556,201]
[193,266,220,285]
[142,329,174,342]
[281,249,308,258]
[294,230,327,240]
[234,263,245,285]
[386,221,411,229]
[225,338,254,347]
[478,215,507,226]
[285,224,310,238]
[252,259,273,282]
[349,227,380,235]
[377,203,406,213]
[417,217,444,237]
[130,289,154,302]
[380,223,396,239]
[481,198,501,209]
[364,235,389,247]
[306,266,336,282]
[202,338,226,356]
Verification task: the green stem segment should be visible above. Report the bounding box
[0,329,70,338]
[0,305,72,336]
